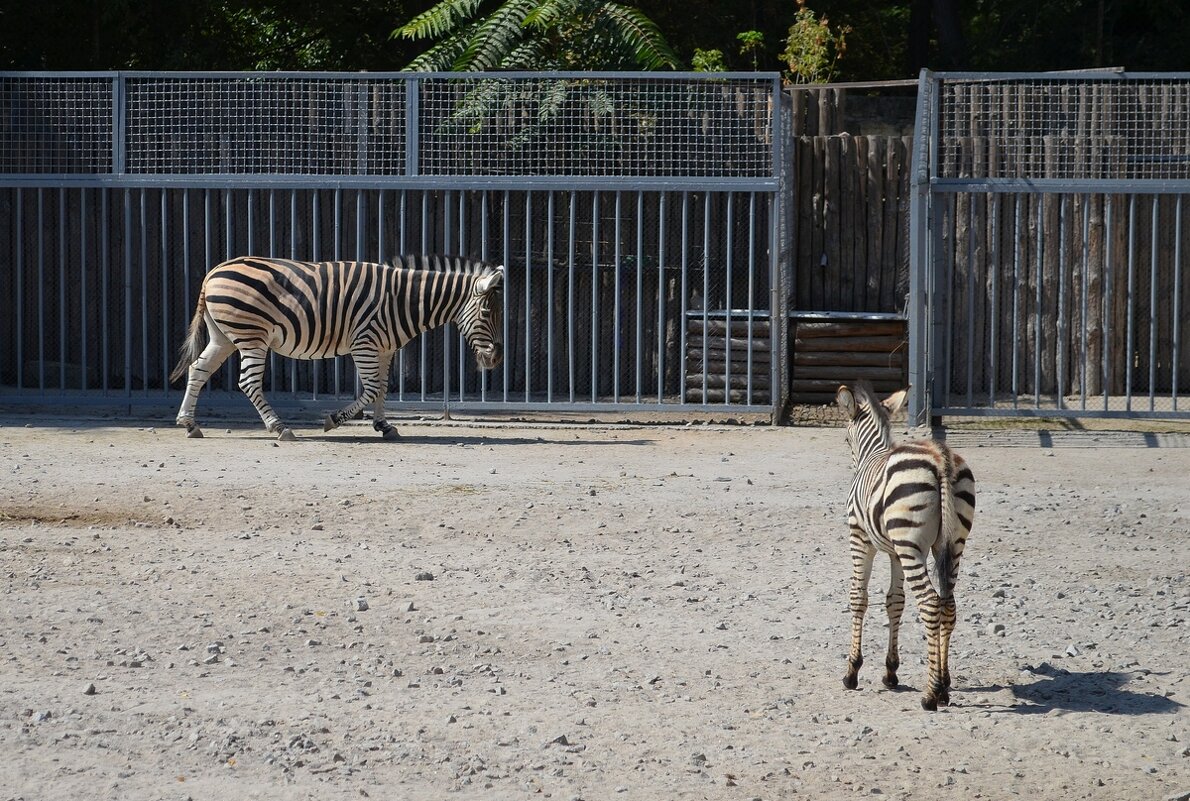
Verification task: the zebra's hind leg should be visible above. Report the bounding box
[175,333,235,439]
[843,530,875,690]
[883,556,906,689]
[902,554,945,710]
[370,351,399,440]
[236,345,293,440]
[937,596,957,705]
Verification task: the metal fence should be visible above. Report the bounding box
[909,71,1190,423]
[0,72,790,418]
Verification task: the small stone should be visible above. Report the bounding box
[987,622,1006,637]
[550,734,570,746]
[311,524,324,531]
[1065,644,1080,657]
[33,710,52,723]
[415,571,435,581]
[353,597,369,612]
[82,683,97,696]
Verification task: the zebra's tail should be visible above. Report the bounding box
[933,444,960,600]
[169,288,208,385]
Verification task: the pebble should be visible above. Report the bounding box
[82,682,96,696]
[987,622,1006,636]
[415,571,435,581]
[353,597,369,612]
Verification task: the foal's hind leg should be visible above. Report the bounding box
[883,556,906,689]
[175,325,235,439]
[843,529,875,690]
[237,343,294,441]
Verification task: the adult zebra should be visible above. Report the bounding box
[836,383,975,711]
[170,255,504,441]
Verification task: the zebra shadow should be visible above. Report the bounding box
[965,662,1183,715]
[330,433,655,447]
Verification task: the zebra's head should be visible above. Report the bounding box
[460,266,505,370]
[837,383,907,467]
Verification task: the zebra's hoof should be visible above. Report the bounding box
[921,695,938,712]
[882,673,898,689]
[937,689,950,707]
[843,673,859,690]
[277,428,296,442]
[381,427,400,441]
[323,414,336,432]
[186,426,204,439]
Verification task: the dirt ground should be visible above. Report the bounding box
[1,412,1187,801]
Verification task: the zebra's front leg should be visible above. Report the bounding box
[370,351,399,440]
[843,531,875,690]
[883,556,906,689]
[237,346,295,441]
[175,336,235,439]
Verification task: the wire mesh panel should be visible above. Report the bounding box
[0,75,113,174]
[937,75,1190,182]
[416,75,775,178]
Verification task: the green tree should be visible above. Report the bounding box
[779,1,849,83]
[394,0,680,70]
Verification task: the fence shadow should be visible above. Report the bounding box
[964,663,1183,716]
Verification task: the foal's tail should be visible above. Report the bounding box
[169,288,208,384]
[933,444,961,600]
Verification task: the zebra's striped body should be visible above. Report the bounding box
[171,255,504,440]
[836,383,975,710]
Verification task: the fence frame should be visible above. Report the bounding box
[1,70,791,419]
[909,69,1190,424]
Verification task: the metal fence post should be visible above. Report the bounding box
[907,69,934,427]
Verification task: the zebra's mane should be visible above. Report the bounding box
[388,254,500,275]
[852,380,894,435]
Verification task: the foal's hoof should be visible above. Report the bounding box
[381,426,400,441]
[921,695,938,712]
[843,673,859,690]
[277,428,297,442]
[323,414,336,432]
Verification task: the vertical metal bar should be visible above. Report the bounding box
[80,189,88,390]
[457,191,466,402]
[942,194,955,410]
[15,189,23,393]
[724,193,734,404]
[546,191,555,404]
[101,190,110,393]
[421,192,429,402]
[1103,195,1113,411]
[1056,193,1067,409]
[1011,196,1022,409]
[906,70,934,425]
[593,192,602,403]
[405,76,419,179]
[140,189,149,398]
[1080,194,1090,409]
[247,189,255,255]
[613,192,622,403]
[398,190,407,401]
[289,190,298,395]
[965,191,975,407]
[37,188,45,393]
[312,190,321,400]
[658,192,668,403]
[359,189,367,403]
[566,191,575,402]
[746,192,756,405]
[524,191,532,403]
[1034,198,1043,409]
[377,189,387,408]
[480,190,488,402]
[1174,195,1183,412]
[268,190,277,393]
[1149,195,1159,411]
[161,190,170,391]
[502,190,510,402]
[112,75,125,176]
[702,194,710,404]
[442,190,451,414]
[59,188,67,391]
[635,192,643,403]
[1125,194,1136,411]
[334,187,342,399]
[988,194,999,407]
[680,192,689,405]
[123,189,132,403]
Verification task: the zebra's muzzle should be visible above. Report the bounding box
[474,343,502,370]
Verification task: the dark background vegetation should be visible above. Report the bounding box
[1,0,1188,76]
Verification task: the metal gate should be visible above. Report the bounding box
[908,71,1190,424]
[0,72,791,418]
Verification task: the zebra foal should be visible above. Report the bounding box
[836,383,975,710]
[170,255,504,441]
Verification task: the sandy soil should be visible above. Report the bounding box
[1,414,1187,801]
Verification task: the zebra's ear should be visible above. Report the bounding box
[882,389,908,415]
[836,386,858,419]
[476,268,504,294]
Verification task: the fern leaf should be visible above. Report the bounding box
[599,3,680,70]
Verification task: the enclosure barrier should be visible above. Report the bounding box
[909,70,1190,423]
[1,71,790,419]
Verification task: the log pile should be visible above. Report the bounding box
[685,317,772,404]
[791,318,907,404]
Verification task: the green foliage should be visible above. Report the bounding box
[779,2,849,84]
[736,30,764,70]
[394,0,680,71]
[691,47,726,72]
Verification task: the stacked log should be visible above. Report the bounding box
[685,317,772,404]
[791,318,907,404]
